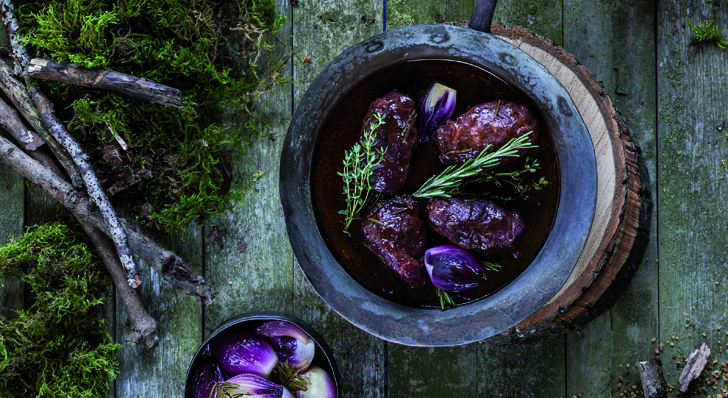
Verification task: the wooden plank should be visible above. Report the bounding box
[563,0,658,396]
[495,0,563,46]
[479,336,566,397]
[115,227,203,397]
[0,162,24,315]
[203,0,294,334]
[291,1,385,397]
[656,0,728,388]
[386,0,475,28]
[0,27,24,315]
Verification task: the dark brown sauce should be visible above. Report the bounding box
[311,60,560,308]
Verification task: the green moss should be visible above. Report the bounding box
[17,0,288,230]
[0,222,119,398]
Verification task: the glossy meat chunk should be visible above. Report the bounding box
[361,196,427,288]
[426,196,525,255]
[436,101,538,167]
[358,90,418,194]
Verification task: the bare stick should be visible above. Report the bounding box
[28,59,183,108]
[636,358,667,398]
[678,341,711,392]
[30,89,141,288]
[0,134,217,304]
[0,0,30,80]
[0,61,83,187]
[0,95,44,150]
[78,220,159,349]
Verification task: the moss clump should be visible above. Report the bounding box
[17,0,288,230]
[0,222,119,398]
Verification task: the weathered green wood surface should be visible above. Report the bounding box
[656,0,728,389]
[6,0,728,397]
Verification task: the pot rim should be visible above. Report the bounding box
[280,23,597,346]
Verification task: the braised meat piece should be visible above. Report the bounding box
[359,90,418,194]
[361,196,427,288]
[436,101,538,167]
[426,196,525,255]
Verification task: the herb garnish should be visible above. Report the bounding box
[338,112,388,234]
[688,17,728,48]
[413,132,537,199]
[453,156,549,203]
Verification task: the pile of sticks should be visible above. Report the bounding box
[0,0,216,349]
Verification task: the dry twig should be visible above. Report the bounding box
[0,134,217,304]
[28,59,183,108]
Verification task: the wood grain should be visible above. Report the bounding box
[114,226,203,397]
[561,1,658,395]
[656,0,728,386]
[291,1,386,397]
[0,162,24,316]
[203,0,294,333]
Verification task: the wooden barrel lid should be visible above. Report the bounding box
[454,23,651,344]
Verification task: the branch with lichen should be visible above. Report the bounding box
[0,0,30,79]
[28,59,183,108]
[30,87,142,288]
[77,220,159,349]
[0,133,217,304]
[0,60,84,187]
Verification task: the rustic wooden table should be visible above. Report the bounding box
[2,0,727,396]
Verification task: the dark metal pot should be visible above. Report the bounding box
[184,311,340,397]
[280,0,596,346]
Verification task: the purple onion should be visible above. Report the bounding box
[210,330,279,378]
[190,363,225,398]
[424,245,484,292]
[219,373,294,398]
[255,321,315,371]
[296,367,336,398]
[419,82,457,142]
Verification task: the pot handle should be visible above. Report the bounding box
[467,0,498,33]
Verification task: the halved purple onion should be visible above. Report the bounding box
[424,245,484,292]
[419,82,457,142]
[255,321,315,371]
[219,373,294,398]
[210,331,279,378]
[190,363,225,398]
[296,367,336,398]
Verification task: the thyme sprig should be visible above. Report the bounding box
[338,112,388,234]
[413,132,537,199]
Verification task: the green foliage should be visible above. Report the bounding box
[0,222,119,398]
[17,0,288,229]
[338,113,388,234]
[688,17,728,49]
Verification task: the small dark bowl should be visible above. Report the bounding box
[184,311,341,398]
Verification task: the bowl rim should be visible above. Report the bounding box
[280,24,597,346]
[184,311,341,398]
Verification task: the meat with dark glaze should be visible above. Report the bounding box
[436,101,538,167]
[426,196,526,256]
[358,90,418,194]
[361,196,427,288]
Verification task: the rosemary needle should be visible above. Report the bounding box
[413,132,536,199]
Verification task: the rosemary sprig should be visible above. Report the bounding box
[688,17,728,48]
[338,112,387,234]
[413,132,537,199]
[436,288,456,311]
